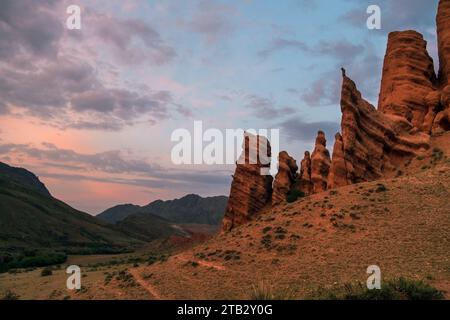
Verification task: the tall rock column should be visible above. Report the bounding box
[433,0,450,133]
[378,31,436,130]
[328,133,349,189]
[310,131,331,193]
[222,133,273,232]
[438,0,450,86]
[272,151,298,205]
[297,151,313,195]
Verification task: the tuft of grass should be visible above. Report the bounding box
[286,189,305,203]
[1,290,20,300]
[249,281,296,300]
[375,184,388,193]
[262,226,272,234]
[40,267,53,277]
[313,278,444,300]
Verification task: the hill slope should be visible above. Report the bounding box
[97,194,228,225]
[128,133,450,299]
[116,213,185,242]
[0,162,51,196]
[96,204,142,224]
[0,163,172,271]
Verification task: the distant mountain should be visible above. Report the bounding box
[0,162,51,197]
[97,194,228,225]
[116,213,183,242]
[0,162,179,271]
[145,194,228,225]
[96,204,142,224]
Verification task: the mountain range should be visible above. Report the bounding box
[0,162,226,272]
[97,194,228,225]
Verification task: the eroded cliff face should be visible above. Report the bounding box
[327,133,348,189]
[434,0,450,133]
[272,151,298,205]
[298,151,313,196]
[222,134,273,232]
[310,131,331,193]
[378,31,437,129]
[438,0,450,86]
[331,75,430,185]
[222,0,450,231]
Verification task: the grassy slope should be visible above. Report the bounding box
[116,213,181,242]
[0,177,143,254]
[128,133,450,299]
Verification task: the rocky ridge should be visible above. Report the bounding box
[222,0,450,231]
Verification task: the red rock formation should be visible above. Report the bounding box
[272,151,298,205]
[328,133,348,189]
[378,31,436,129]
[310,131,331,193]
[298,151,313,195]
[340,75,430,183]
[438,0,450,86]
[222,133,273,231]
[222,0,450,231]
[433,0,450,133]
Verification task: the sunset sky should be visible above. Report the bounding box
[0,0,439,214]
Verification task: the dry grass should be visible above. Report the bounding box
[1,133,450,300]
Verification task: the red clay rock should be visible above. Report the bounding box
[328,133,349,189]
[378,31,437,130]
[310,131,331,193]
[272,151,298,205]
[339,75,430,183]
[222,1,450,230]
[438,0,450,86]
[298,151,313,195]
[222,133,273,231]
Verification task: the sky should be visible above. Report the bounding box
[0,0,440,214]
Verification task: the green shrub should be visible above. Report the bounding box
[1,290,20,300]
[375,184,387,193]
[286,189,305,203]
[0,250,67,273]
[314,278,444,300]
[250,281,296,300]
[41,267,53,277]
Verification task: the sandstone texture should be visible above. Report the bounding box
[297,151,313,196]
[272,151,298,205]
[222,0,450,231]
[310,131,331,193]
[222,134,273,231]
[378,31,436,129]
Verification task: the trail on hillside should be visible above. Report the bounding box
[176,254,226,271]
[129,268,162,300]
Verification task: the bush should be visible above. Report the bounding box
[0,250,67,273]
[315,278,444,300]
[375,184,387,193]
[1,290,20,300]
[41,267,53,277]
[250,281,296,300]
[286,189,305,203]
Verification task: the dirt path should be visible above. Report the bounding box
[176,254,226,271]
[129,268,162,300]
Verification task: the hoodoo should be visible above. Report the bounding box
[222,133,273,231]
[222,0,450,231]
[272,151,298,205]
